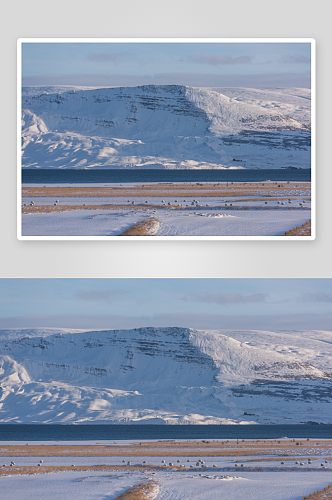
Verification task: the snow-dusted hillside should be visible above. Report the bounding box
[0,327,330,425]
[21,85,104,98]
[21,85,311,169]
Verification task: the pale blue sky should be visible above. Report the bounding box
[0,279,330,330]
[21,41,312,88]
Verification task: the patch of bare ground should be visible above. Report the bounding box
[1,440,331,458]
[0,465,178,477]
[113,481,157,500]
[119,218,158,236]
[0,465,118,477]
[301,483,332,499]
[21,205,162,215]
[22,182,311,200]
[282,220,311,236]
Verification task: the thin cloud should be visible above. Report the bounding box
[188,55,253,65]
[87,53,131,63]
[76,290,127,302]
[184,292,268,305]
[279,55,311,64]
[178,55,253,66]
[299,292,332,303]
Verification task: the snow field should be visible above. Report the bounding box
[2,470,332,500]
[22,209,146,237]
[0,470,146,500]
[21,207,310,237]
[155,209,310,236]
[156,471,332,500]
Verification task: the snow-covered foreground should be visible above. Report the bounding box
[0,327,331,424]
[22,209,142,237]
[21,207,310,237]
[156,472,331,500]
[21,85,311,170]
[21,181,311,237]
[155,209,309,237]
[1,469,331,500]
[0,470,144,500]
[1,439,331,500]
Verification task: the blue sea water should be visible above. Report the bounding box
[0,425,330,441]
[22,169,311,185]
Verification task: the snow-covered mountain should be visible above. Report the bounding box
[21,85,311,169]
[0,327,330,425]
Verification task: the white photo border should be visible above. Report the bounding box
[17,37,316,241]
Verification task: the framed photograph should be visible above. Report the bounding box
[18,38,315,240]
[1,277,332,500]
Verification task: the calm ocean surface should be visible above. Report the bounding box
[22,169,311,184]
[0,425,330,441]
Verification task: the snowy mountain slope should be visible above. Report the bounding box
[21,85,311,169]
[0,327,330,425]
[22,85,103,98]
[210,87,311,125]
[0,328,89,340]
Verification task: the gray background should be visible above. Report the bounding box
[1,0,330,278]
